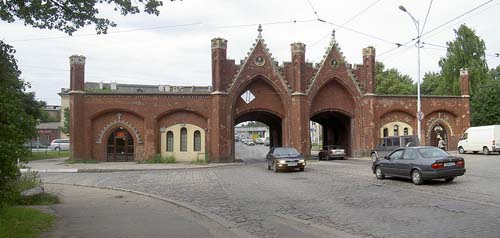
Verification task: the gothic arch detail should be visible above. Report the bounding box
[96,113,143,144]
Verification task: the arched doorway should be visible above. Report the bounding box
[310,111,352,156]
[430,124,448,150]
[106,127,134,161]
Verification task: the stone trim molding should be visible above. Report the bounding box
[426,116,454,137]
[96,113,143,144]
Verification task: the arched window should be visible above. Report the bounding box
[383,128,388,137]
[393,125,399,136]
[180,128,187,152]
[166,131,173,152]
[193,130,201,151]
[403,127,409,136]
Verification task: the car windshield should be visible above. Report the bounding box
[274,148,300,156]
[417,147,449,158]
[328,145,340,149]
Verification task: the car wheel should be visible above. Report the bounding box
[445,177,455,182]
[483,147,490,155]
[375,166,385,180]
[411,170,424,185]
[371,153,378,162]
[54,147,61,151]
[299,168,304,172]
[458,147,465,154]
[273,162,278,173]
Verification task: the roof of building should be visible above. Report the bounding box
[60,82,212,95]
[37,122,60,130]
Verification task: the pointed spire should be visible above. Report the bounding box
[257,24,263,39]
[331,29,336,41]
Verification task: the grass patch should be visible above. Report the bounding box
[16,172,41,192]
[64,158,99,164]
[23,151,70,161]
[0,206,55,238]
[191,158,207,165]
[140,154,176,164]
[17,193,59,206]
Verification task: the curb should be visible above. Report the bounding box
[22,162,245,173]
[44,182,253,238]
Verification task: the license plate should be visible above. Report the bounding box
[444,162,455,167]
[287,163,297,167]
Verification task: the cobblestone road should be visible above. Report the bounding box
[41,144,500,238]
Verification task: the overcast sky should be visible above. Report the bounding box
[2,0,499,105]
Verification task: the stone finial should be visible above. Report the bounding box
[257,24,263,38]
[291,42,306,53]
[211,38,227,49]
[331,29,336,40]
[69,55,86,65]
[362,46,376,56]
[460,68,468,76]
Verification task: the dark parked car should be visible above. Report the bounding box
[371,135,420,161]
[266,147,306,172]
[318,145,345,160]
[372,146,466,185]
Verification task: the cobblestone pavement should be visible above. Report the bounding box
[40,144,500,238]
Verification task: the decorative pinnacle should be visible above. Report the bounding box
[332,29,336,40]
[257,24,262,38]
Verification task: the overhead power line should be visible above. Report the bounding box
[379,0,497,58]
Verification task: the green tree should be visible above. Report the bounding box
[0,0,165,35]
[489,65,500,81]
[375,62,416,95]
[0,42,43,206]
[420,72,444,95]
[61,108,70,136]
[438,24,490,95]
[38,101,59,122]
[471,80,500,126]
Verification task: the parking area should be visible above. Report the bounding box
[40,144,500,238]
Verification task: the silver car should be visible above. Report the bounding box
[49,139,70,151]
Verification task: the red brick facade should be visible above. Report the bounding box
[69,32,470,162]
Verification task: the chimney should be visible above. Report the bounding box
[211,38,228,92]
[69,55,86,91]
[291,42,306,93]
[362,46,376,94]
[460,68,470,97]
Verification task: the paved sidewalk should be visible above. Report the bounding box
[23,157,243,173]
[42,183,236,238]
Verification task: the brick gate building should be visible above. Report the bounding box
[69,29,470,162]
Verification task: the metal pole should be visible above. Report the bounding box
[399,5,422,143]
[417,24,422,143]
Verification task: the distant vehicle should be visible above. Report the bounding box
[372,146,466,185]
[264,137,270,146]
[242,139,255,146]
[49,139,70,151]
[371,135,420,161]
[23,141,48,150]
[458,125,500,155]
[255,138,265,144]
[318,145,345,160]
[266,147,306,172]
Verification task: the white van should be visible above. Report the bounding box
[458,125,500,155]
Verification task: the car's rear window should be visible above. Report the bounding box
[417,148,449,158]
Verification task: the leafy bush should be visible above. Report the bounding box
[141,154,176,164]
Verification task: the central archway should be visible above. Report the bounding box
[310,111,352,156]
[235,110,283,147]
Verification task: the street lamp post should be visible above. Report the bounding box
[399,5,422,143]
